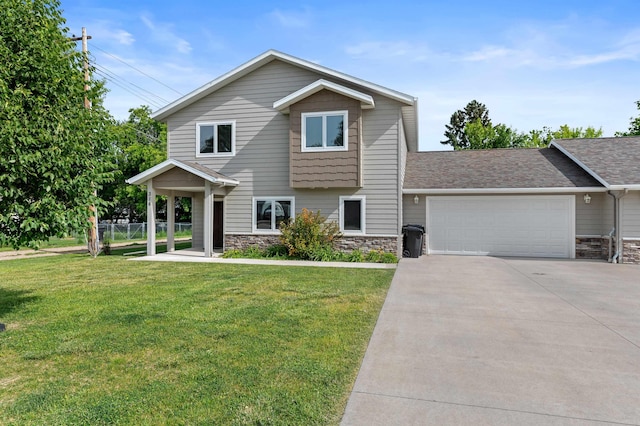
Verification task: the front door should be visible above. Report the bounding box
[213,201,223,249]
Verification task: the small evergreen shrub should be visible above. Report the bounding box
[279,209,342,260]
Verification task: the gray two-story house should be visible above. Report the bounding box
[128,50,640,263]
[128,50,417,258]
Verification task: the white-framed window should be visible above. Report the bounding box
[253,197,295,233]
[340,196,365,234]
[196,121,236,157]
[301,111,348,152]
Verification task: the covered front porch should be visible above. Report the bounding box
[126,159,239,257]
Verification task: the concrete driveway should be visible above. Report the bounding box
[341,256,640,425]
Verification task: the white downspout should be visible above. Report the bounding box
[609,189,629,263]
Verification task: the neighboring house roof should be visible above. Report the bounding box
[273,79,375,113]
[404,148,604,193]
[126,159,239,186]
[150,49,419,151]
[550,137,640,189]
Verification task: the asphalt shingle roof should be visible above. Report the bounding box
[552,136,640,186]
[404,148,603,190]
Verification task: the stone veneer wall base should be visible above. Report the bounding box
[575,236,610,260]
[225,234,398,255]
[622,239,640,264]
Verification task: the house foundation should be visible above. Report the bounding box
[225,234,398,255]
[622,239,640,264]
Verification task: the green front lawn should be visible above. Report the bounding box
[0,255,393,425]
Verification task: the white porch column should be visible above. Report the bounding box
[147,180,156,256]
[203,182,214,257]
[167,191,175,253]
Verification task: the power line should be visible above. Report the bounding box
[93,64,166,108]
[91,43,183,96]
[90,55,171,104]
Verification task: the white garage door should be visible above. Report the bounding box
[427,195,575,258]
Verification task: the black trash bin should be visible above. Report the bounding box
[402,224,425,258]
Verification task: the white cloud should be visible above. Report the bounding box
[463,46,513,62]
[569,29,640,66]
[78,20,135,46]
[113,29,135,45]
[345,41,430,61]
[459,23,640,69]
[141,14,192,54]
[269,8,310,28]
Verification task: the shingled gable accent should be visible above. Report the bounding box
[273,79,375,114]
[288,89,362,188]
[126,159,238,186]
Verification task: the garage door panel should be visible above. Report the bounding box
[427,196,574,258]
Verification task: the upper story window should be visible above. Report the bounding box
[196,121,235,157]
[301,111,348,152]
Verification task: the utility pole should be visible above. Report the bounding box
[70,28,99,257]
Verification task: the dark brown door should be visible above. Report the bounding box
[213,201,223,249]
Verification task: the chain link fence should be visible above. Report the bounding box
[97,223,192,241]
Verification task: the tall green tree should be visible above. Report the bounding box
[101,106,167,223]
[443,100,604,150]
[551,125,603,139]
[615,100,640,136]
[0,0,113,249]
[442,100,491,149]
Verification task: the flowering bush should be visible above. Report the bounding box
[279,208,342,260]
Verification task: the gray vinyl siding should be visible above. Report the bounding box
[192,193,204,249]
[165,59,403,236]
[402,194,426,227]
[358,97,401,234]
[576,192,613,235]
[622,191,640,236]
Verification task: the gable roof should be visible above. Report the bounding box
[550,136,640,189]
[150,49,419,151]
[273,79,375,113]
[404,148,604,193]
[126,159,239,186]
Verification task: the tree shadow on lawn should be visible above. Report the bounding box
[0,288,39,318]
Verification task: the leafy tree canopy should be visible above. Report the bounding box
[443,101,603,150]
[0,0,114,249]
[442,100,491,149]
[615,100,640,137]
[100,106,167,223]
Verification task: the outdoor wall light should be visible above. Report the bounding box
[414,195,419,205]
[584,194,592,204]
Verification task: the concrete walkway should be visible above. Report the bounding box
[342,255,640,425]
[131,249,397,269]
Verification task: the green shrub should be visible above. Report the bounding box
[243,246,264,258]
[381,252,399,263]
[364,249,383,263]
[346,249,365,263]
[222,249,243,258]
[308,245,341,262]
[279,209,342,260]
[264,244,288,258]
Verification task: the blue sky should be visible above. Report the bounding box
[62,0,640,151]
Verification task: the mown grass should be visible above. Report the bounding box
[0,254,393,425]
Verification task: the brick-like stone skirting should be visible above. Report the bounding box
[575,236,610,260]
[225,234,281,250]
[225,234,398,254]
[334,236,398,254]
[622,239,640,264]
